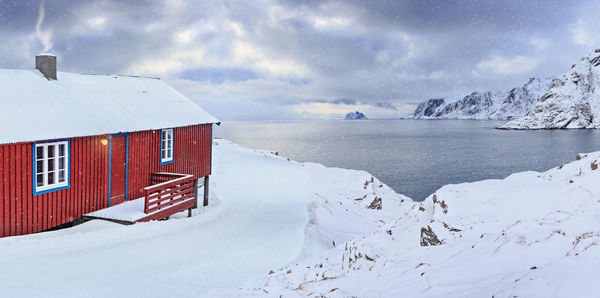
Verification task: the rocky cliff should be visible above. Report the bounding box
[502,49,600,129]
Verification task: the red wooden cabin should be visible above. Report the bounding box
[0,54,218,237]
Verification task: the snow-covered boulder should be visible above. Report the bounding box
[344,111,368,120]
[413,77,551,120]
[502,49,600,129]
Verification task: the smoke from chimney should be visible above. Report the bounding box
[36,1,53,52]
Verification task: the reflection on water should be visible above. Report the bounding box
[215,120,600,201]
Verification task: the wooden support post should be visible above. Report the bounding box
[192,178,199,209]
[203,175,210,207]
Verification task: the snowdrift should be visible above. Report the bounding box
[252,151,600,297]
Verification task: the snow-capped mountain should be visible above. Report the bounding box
[502,49,600,129]
[413,77,551,120]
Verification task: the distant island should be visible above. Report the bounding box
[345,111,368,120]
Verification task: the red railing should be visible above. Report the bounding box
[144,173,196,214]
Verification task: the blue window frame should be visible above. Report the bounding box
[160,128,174,165]
[33,140,71,196]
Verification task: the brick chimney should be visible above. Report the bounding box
[36,54,57,80]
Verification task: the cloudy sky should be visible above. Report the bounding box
[1,0,599,120]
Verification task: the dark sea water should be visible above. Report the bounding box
[214,120,600,201]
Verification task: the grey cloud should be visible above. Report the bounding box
[179,67,261,84]
[310,98,358,105]
[0,0,597,120]
[375,102,397,110]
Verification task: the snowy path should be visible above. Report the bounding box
[0,140,404,297]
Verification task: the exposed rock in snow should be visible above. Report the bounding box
[420,225,442,246]
[345,111,368,120]
[413,77,551,120]
[502,49,600,129]
[413,98,445,118]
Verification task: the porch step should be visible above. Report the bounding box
[83,196,195,225]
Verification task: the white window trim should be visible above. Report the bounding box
[161,128,174,163]
[35,141,69,193]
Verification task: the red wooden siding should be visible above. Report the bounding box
[127,124,212,201]
[0,135,109,237]
[0,123,212,237]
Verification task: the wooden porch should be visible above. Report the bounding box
[84,172,209,224]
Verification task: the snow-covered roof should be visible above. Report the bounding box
[0,69,219,144]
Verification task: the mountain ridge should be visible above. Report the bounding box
[501,48,600,129]
[413,77,551,120]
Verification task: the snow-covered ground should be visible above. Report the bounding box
[2,140,599,297]
[0,139,408,297]
[252,152,600,297]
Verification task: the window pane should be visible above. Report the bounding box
[162,149,166,159]
[36,174,44,187]
[162,130,166,140]
[37,160,44,173]
[48,158,55,171]
[48,145,55,158]
[167,149,172,158]
[36,146,44,159]
[59,144,65,156]
[59,158,65,170]
[58,170,65,183]
[48,172,55,184]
